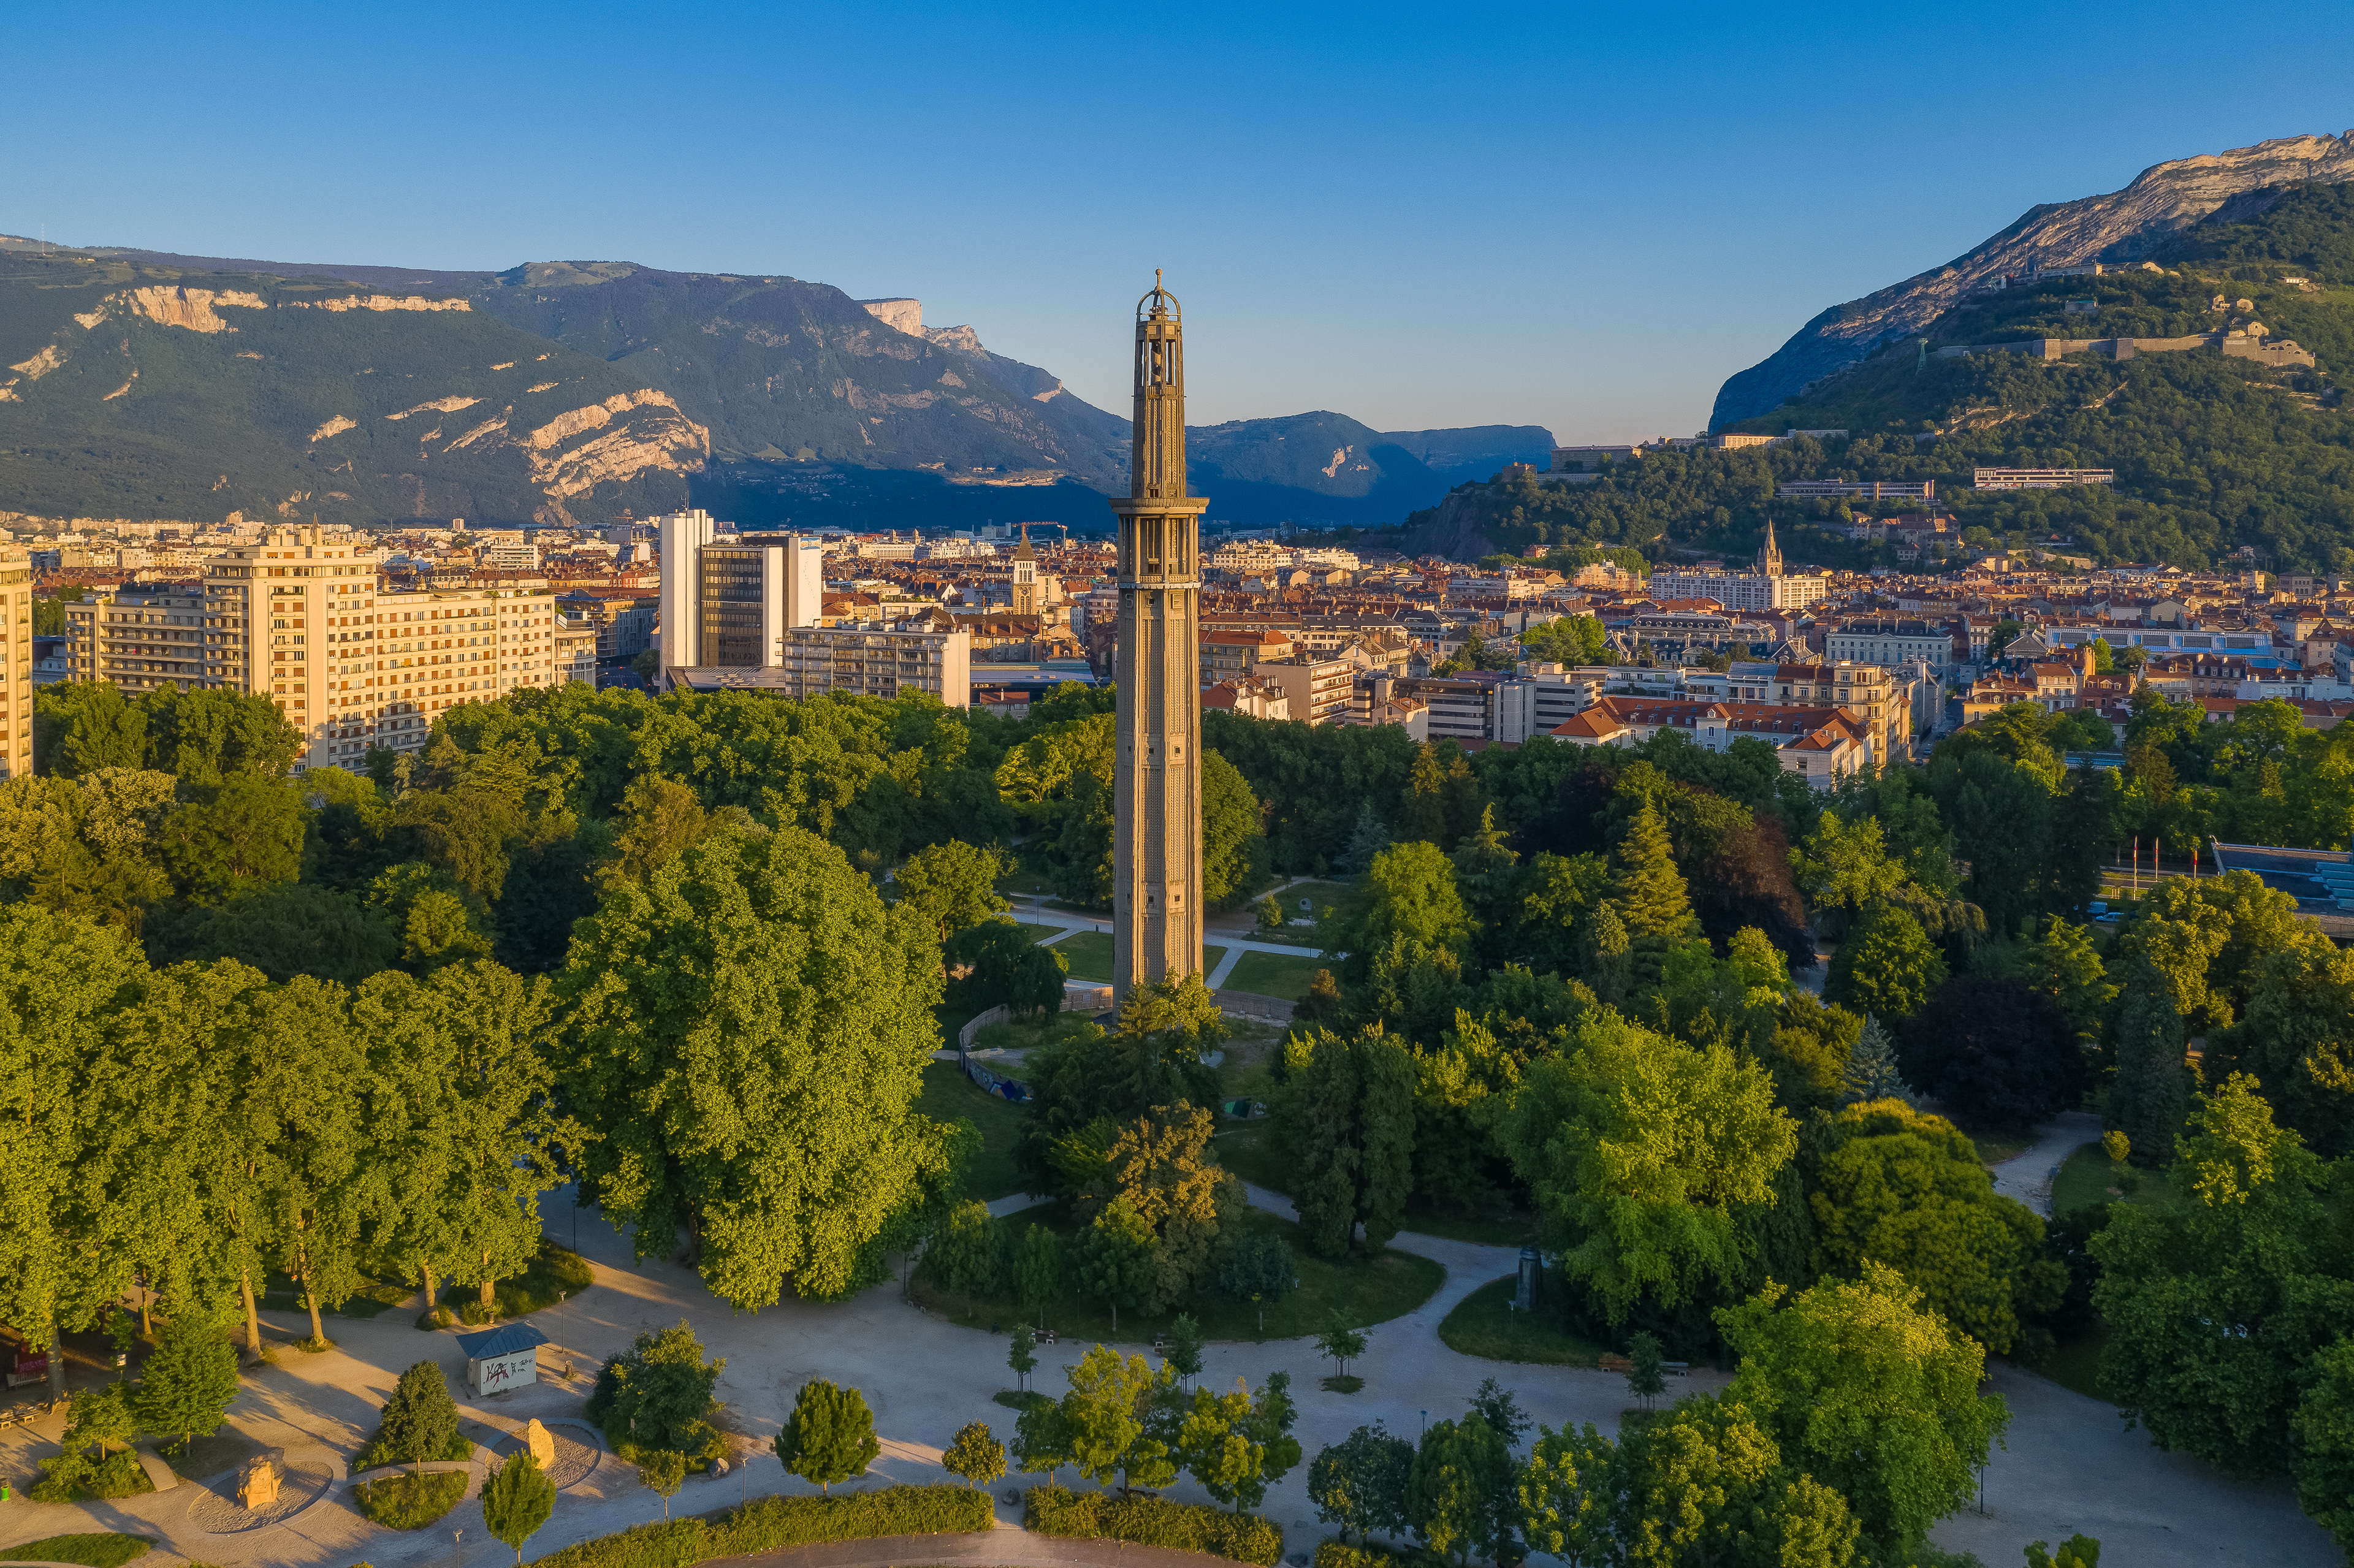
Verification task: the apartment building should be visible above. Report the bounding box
[771,624,970,706]
[555,622,600,687]
[1255,656,1355,725]
[1550,696,1872,786]
[1826,618,1959,674]
[62,586,208,693]
[0,552,28,780]
[203,527,563,771]
[1202,627,1295,681]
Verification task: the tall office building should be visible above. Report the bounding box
[1111,275,1209,997]
[656,511,825,674]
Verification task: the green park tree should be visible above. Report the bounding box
[370,1361,462,1475]
[1606,1396,1861,1568]
[132,1315,240,1448]
[1165,1314,1205,1387]
[1606,800,1701,989]
[1625,1332,1667,1412]
[1719,1262,2007,1558]
[1823,905,1946,1025]
[2109,962,2193,1167]
[481,1449,557,1564]
[2293,1336,2354,1556]
[156,776,307,905]
[894,839,1008,942]
[2094,1075,2354,1479]
[555,823,948,1306]
[776,1379,881,1493]
[637,1448,687,1519]
[1501,1010,1796,1323]
[1073,1196,1156,1333]
[1008,1326,1038,1393]
[1285,1024,1417,1257]
[1216,1229,1298,1331]
[1518,1422,1616,1568]
[1840,1015,1911,1104]
[1309,1422,1415,1544]
[1408,1410,1519,1566]
[943,1420,1007,1488]
[1062,1344,1176,1491]
[1317,1317,1369,1382]
[1807,1100,2064,1355]
[587,1322,725,1458]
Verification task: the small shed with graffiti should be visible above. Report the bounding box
[455,1322,549,1397]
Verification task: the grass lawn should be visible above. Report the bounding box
[1971,1133,2032,1167]
[260,1269,406,1319]
[0,1534,154,1567]
[1438,1274,1610,1367]
[2052,1143,2175,1216]
[918,1061,1030,1201]
[1057,932,1116,983]
[491,1241,594,1317]
[1016,923,1066,941]
[1224,951,1328,1001]
[1277,880,1356,915]
[1202,945,1230,978]
[1396,1209,1541,1247]
[1213,1123,1293,1192]
[913,1206,1442,1343]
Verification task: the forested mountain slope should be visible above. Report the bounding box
[1411,182,2354,569]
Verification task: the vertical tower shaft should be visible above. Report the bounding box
[1111,275,1210,997]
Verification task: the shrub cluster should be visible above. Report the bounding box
[351,1468,468,1529]
[1313,1543,1443,1568]
[530,1483,991,1568]
[1025,1484,1284,1565]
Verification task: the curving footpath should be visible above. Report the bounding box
[0,1162,2335,1568]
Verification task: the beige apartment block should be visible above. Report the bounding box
[0,551,28,780]
[204,526,566,772]
[63,586,208,696]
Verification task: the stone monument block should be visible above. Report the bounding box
[237,1456,279,1510]
[525,1418,555,1469]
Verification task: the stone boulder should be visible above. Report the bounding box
[525,1418,555,1469]
[237,1456,279,1510]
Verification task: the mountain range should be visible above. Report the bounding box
[1712,131,2354,427]
[0,237,1552,535]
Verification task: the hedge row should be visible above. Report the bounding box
[1312,1541,1444,1568]
[530,1483,992,1568]
[1024,1485,1284,1565]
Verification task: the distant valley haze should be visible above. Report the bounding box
[7,0,2354,444]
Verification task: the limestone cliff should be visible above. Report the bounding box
[1712,131,2354,427]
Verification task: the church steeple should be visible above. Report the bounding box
[1757,518,1783,577]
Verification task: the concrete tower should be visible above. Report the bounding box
[1111,273,1209,996]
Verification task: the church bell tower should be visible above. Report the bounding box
[1111,273,1209,997]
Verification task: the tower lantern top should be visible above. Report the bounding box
[1137,268,1179,324]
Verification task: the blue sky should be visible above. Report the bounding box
[7,2,2352,442]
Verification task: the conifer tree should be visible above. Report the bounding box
[1607,802,1697,989]
[1579,902,1632,1007]
[371,1360,461,1476]
[775,1379,880,1494]
[1288,1026,1417,1258]
[481,1450,556,1564]
[1842,1014,1915,1105]
[131,1315,240,1448]
[1342,805,1390,874]
[2111,963,2192,1167]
